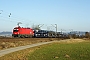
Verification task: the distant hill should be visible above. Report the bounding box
[68,31,86,35]
[0,32,12,37]
[0,31,12,34]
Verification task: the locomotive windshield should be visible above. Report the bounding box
[13,29,19,32]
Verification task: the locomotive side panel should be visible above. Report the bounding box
[12,27,34,38]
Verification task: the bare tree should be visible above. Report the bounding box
[85,32,90,38]
[31,25,41,30]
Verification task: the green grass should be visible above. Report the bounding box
[28,41,90,60]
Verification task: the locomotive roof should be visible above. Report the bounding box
[14,26,32,29]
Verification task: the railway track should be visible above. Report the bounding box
[0,37,64,42]
[0,38,48,41]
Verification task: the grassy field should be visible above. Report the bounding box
[0,39,90,60]
[28,40,90,60]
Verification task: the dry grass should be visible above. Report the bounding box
[0,47,39,60]
[0,39,88,60]
[56,39,85,43]
[0,38,55,50]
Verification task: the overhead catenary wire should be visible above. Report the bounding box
[0,10,37,27]
[1,11,36,23]
[0,11,25,22]
[0,15,18,23]
[0,10,60,31]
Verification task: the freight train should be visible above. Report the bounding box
[12,26,68,38]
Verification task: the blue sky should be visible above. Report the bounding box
[0,0,90,32]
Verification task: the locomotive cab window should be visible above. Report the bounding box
[13,30,18,32]
[13,29,19,32]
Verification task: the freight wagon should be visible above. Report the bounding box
[34,30,49,38]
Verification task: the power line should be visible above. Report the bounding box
[0,10,36,27]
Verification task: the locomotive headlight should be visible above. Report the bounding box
[15,33,17,34]
[18,32,19,34]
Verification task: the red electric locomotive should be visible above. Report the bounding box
[12,26,34,38]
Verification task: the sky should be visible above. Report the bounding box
[0,0,90,32]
